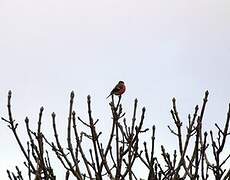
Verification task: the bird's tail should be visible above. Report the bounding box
[106,94,111,99]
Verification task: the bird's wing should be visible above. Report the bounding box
[106,86,119,98]
[112,85,121,93]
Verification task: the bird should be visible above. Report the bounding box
[107,81,126,99]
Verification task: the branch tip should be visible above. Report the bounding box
[195,105,199,111]
[25,117,29,123]
[70,91,75,98]
[142,107,146,112]
[51,112,56,117]
[172,97,176,103]
[87,95,91,101]
[8,90,12,97]
[40,106,44,112]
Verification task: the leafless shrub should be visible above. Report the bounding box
[2,90,230,180]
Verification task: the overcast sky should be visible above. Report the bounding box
[0,0,230,179]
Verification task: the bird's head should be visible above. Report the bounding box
[119,81,124,84]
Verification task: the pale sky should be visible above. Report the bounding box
[0,0,230,179]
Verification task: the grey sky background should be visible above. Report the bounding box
[0,0,230,179]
